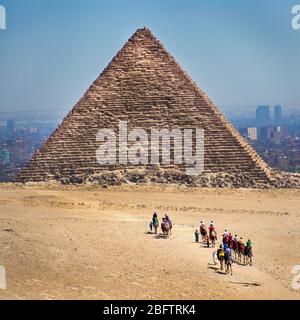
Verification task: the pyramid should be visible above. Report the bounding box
[16,27,272,183]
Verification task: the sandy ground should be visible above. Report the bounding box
[0,183,299,300]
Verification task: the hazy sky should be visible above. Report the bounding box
[0,0,299,113]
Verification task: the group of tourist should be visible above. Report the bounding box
[149,212,172,237]
[195,220,218,247]
[148,215,253,275]
[195,221,253,275]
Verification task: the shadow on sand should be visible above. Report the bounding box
[229,281,261,287]
[154,234,167,239]
[207,265,228,275]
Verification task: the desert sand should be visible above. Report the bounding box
[0,183,299,300]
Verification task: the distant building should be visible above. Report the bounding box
[6,119,15,136]
[269,126,281,145]
[258,126,270,141]
[256,105,270,127]
[0,148,10,164]
[247,127,257,141]
[274,105,282,126]
[0,122,5,138]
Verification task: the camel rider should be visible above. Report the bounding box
[209,223,217,241]
[246,240,253,265]
[162,217,168,227]
[232,235,238,252]
[238,237,245,252]
[246,239,252,248]
[223,230,229,245]
[200,221,206,229]
[165,214,171,226]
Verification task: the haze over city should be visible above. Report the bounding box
[0,0,300,114]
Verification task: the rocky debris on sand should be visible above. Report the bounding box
[270,171,300,189]
[52,167,300,189]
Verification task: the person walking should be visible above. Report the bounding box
[195,230,199,243]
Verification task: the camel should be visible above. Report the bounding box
[209,230,217,247]
[200,226,207,243]
[232,240,239,260]
[244,246,253,266]
[237,243,245,263]
[225,257,233,275]
[161,221,172,239]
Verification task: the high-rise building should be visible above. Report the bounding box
[258,126,270,141]
[247,127,257,141]
[274,105,282,126]
[6,119,15,136]
[271,126,281,145]
[256,105,270,127]
[0,148,10,164]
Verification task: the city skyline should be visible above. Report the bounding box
[0,0,299,113]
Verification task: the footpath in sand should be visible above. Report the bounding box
[0,183,299,299]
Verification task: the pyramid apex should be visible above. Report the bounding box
[132,27,155,39]
[136,26,152,33]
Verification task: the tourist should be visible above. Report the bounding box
[245,239,253,266]
[205,235,210,247]
[152,212,157,224]
[246,239,252,248]
[165,214,171,225]
[153,215,159,234]
[195,230,199,243]
[223,231,229,245]
[217,244,225,271]
[209,223,215,232]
